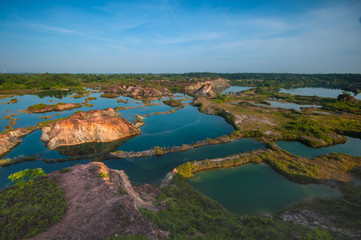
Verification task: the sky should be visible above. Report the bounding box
[0,0,360,73]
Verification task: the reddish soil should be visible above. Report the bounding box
[30,162,169,240]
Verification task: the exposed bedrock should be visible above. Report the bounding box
[41,108,140,150]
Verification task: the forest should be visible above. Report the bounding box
[1,73,360,94]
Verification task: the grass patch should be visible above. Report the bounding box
[100,93,120,98]
[163,99,184,108]
[0,176,66,239]
[98,172,109,178]
[141,175,310,239]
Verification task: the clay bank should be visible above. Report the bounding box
[41,108,140,150]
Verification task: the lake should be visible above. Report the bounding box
[257,100,321,111]
[0,138,265,189]
[0,88,357,216]
[223,86,253,94]
[277,137,361,158]
[189,163,341,215]
[280,87,361,100]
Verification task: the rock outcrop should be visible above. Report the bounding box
[31,162,169,240]
[0,128,35,156]
[337,93,356,103]
[185,78,230,97]
[102,84,172,99]
[41,108,140,150]
[194,83,215,97]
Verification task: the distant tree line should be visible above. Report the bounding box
[1,72,360,93]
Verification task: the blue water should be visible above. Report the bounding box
[277,137,361,158]
[1,92,234,159]
[0,138,265,189]
[106,138,265,184]
[223,86,252,94]
[280,87,361,100]
[258,100,321,111]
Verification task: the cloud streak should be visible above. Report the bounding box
[163,0,181,29]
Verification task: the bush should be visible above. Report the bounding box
[0,175,66,239]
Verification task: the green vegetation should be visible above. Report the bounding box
[176,146,361,184]
[214,109,237,130]
[0,170,66,239]
[176,162,199,178]
[9,98,17,103]
[100,93,121,98]
[141,175,314,240]
[214,93,229,103]
[27,102,82,113]
[28,103,49,111]
[321,98,361,115]
[2,73,360,95]
[288,183,361,236]
[273,92,361,115]
[153,146,165,156]
[163,98,184,108]
[86,96,97,101]
[0,73,81,90]
[8,168,46,188]
[97,172,109,178]
[109,235,149,240]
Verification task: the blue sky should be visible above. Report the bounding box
[0,0,360,73]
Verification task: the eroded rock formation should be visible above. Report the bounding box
[0,128,35,156]
[41,108,140,150]
[185,78,230,97]
[31,162,169,240]
[102,84,172,99]
[194,83,215,97]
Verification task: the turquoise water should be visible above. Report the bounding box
[105,138,265,184]
[280,87,361,100]
[1,92,234,158]
[189,164,341,215]
[0,88,358,215]
[277,137,361,158]
[0,138,265,189]
[0,92,169,132]
[223,86,252,94]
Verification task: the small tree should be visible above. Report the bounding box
[8,168,46,189]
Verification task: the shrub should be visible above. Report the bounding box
[0,175,66,239]
[8,168,46,189]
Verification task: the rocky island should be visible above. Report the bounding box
[26,103,83,113]
[0,128,36,156]
[40,108,140,150]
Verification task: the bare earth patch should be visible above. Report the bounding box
[30,162,169,240]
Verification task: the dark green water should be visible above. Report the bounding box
[1,93,234,158]
[0,88,358,215]
[0,139,265,189]
[277,137,361,158]
[189,164,341,215]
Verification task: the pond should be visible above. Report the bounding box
[189,163,341,215]
[0,138,265,189]
[222,86,253,94]
[276,137,361,158]
[280,87,361,100]
[1,92,234,158]
[257,100,321,111]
